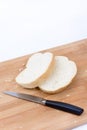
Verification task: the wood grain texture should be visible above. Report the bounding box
[0,39,87,130]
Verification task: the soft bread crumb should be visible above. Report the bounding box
[16,52,54,88]
[4,79,12,82]
[15,53,77,94]
[0,94,3,98]
[39,56,77,93]
[66,94,70,97]
[85,70,87,73]
[18,68,24,72]
[73,120,78,124]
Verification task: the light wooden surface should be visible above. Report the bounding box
[0,39,87,130]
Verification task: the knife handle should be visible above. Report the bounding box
[45,100,84,115]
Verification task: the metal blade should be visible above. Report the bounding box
[3,91,45,105]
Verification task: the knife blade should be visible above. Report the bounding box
[3,91,84,115]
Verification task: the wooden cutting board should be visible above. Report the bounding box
[0,39,87,130]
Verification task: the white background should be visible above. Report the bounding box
[0,0,87,62]
[0,0,87,129]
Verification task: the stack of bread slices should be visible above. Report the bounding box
[16,52,77,93]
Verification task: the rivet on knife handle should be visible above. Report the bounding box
[42,100,84,115]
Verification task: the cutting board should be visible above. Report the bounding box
[0,39,87,130]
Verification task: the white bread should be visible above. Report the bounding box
[15,52,54,88]
[39,56,77,93]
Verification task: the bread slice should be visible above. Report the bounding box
[39,56,77,93]
[15,52,54,88]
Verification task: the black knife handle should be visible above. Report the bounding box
[45,100,84,115]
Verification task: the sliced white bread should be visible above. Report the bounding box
[39,56,77,93]
[16,52,54,88]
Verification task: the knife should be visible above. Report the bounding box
[3,91,84,115]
